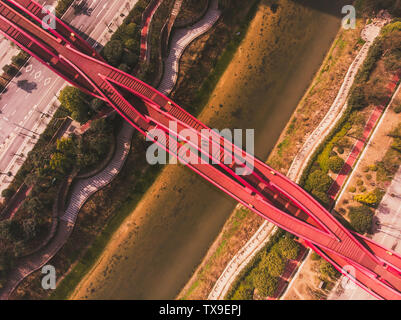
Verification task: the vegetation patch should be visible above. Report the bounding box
[225,231,301,300]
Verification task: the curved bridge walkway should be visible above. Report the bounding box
[0,0,220,299]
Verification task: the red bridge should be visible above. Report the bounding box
[1,0,401,300]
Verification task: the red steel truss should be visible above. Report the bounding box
[1,0,401,299]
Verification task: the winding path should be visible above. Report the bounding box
[158,0,220,95]
[208,22,384,301]
[0,1,221,300]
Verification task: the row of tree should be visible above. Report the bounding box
[231,234,300,300]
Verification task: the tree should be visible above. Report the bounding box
[320,260,338,280]
[231,284,253,300]
[103,40,124,66]
[124,39,137,51]
[348,85,367,110]
[0,251,14,288]
[23,196,44,216]
[50,138,77,173]
[349,205,373,234]
[90,98,106,112]
[328,156,345,173]
[2,64,17,76]
[261,249,285,277]
[253,269,278,297]
[305,170,333,193]
[22,218,37,240]
[11,54,26,67]
[59,86,92,123]
[124,23,137,37]
[122,51,138,67]
[311,252,321,261]
[77,119,113,170]
[118,63,131,73]
[1,188,15,200]
[8,220,24,241]
[277,236,299,260]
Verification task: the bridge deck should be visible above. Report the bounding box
[1,0,401,299]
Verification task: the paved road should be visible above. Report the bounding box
[0,0,133,194]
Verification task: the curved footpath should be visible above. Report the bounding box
[0,1,221,300]
[158,0,220,95]
[208,22,383,300]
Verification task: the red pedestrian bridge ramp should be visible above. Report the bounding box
[1,0,401,299]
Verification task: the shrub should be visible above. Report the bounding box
[311,190,331,207]
[261,249,285,278]
[311,252,321,261]
[337,146,345,154]
[394,105,401,113]
[305,170,333,193]
[349,186,356,193]
[348,205,373,234]
[253,269,278,297]
[277,236,299,260]
[355,39,383,83]
[320,260,339,280]
[348,85,368,110]
[328,156,345,173]
[354,191,378,206]
[232,284,253,300]
[373,187,385,205]
[356,179,364,186]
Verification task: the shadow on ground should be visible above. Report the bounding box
[288,0,351,17]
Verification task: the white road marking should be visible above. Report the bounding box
[96,3,108,18]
